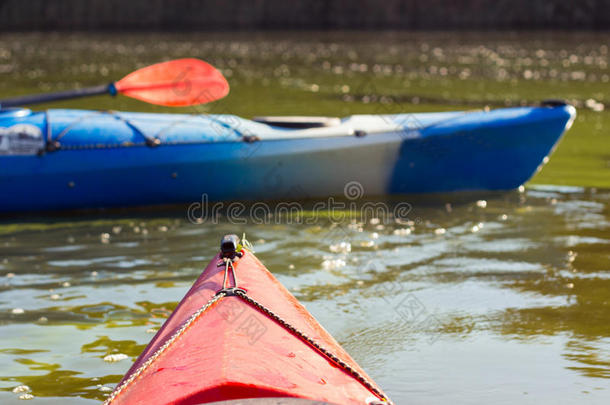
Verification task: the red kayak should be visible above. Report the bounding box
[104,235,391,405]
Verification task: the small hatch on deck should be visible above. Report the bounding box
[253,116,341,129]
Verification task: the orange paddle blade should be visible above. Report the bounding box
[115,58,229,107]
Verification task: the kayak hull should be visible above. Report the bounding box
[0,104,575,212]
[107,250,385,404]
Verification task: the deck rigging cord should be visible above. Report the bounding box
[104,235,392,405]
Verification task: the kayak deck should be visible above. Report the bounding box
[106,237,389,405]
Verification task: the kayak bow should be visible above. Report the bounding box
[105,235,390,405]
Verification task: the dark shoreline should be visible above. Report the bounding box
[1,0,609,32]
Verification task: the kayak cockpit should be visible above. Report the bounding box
[253,116,341,129]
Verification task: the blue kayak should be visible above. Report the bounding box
[0,103,575,212]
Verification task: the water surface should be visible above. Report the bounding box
[1,186,609,403]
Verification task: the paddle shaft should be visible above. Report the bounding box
[0,83,115,108]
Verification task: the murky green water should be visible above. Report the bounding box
[0,32,609,403]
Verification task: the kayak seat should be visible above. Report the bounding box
[253,116,341,129]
